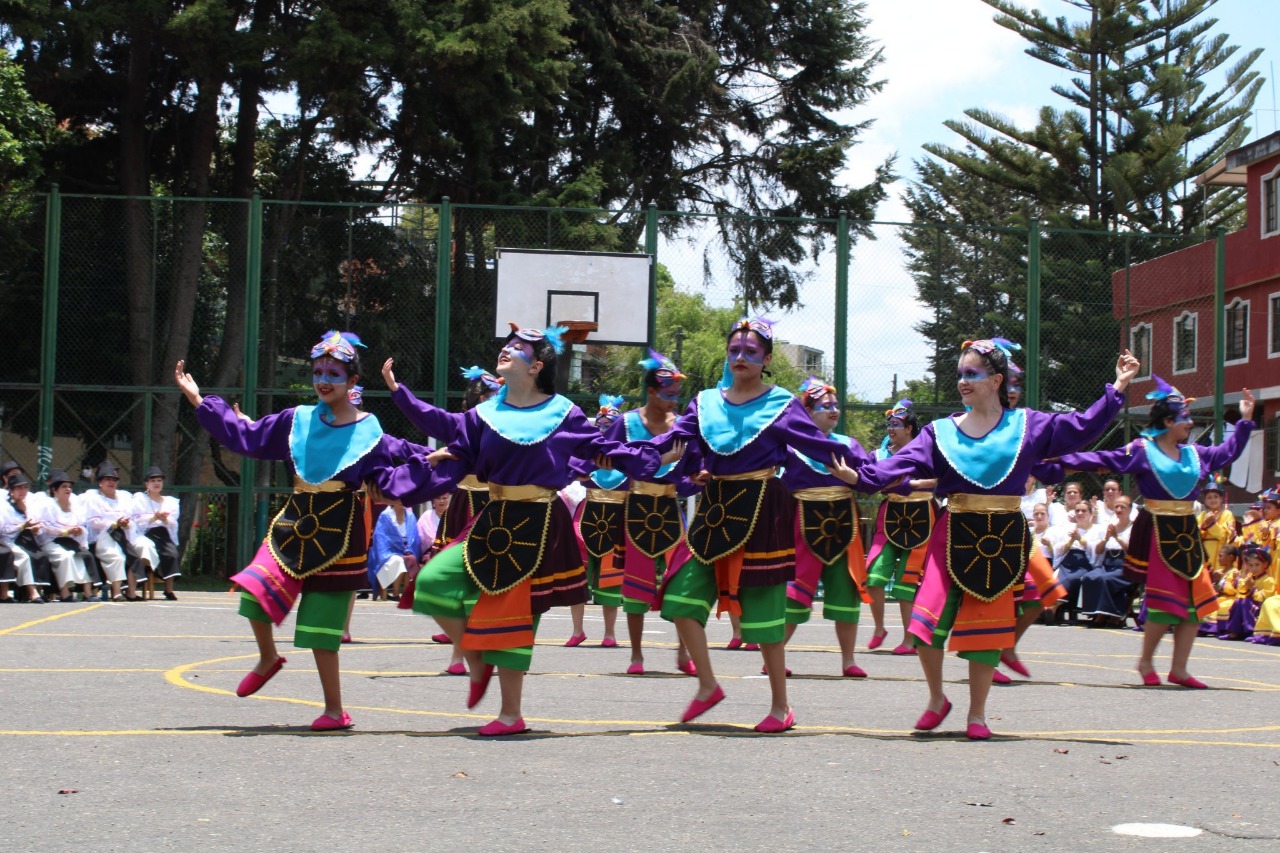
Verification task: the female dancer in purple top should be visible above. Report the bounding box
[644,318,860,732]
[1036,379,1256,689]
[175,332,443,730]
[780,377,874,677]
[831,340,1139,738]
[409,324,671,735]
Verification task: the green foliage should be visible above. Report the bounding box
[928,0,1263,233]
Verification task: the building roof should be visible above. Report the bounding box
[1195,130,1280,187]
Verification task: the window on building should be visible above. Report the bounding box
[1265,169,1279,237]
[803,349,823,375]
[1270,293,1280,357]
[1173,311,1196,374]
[1130,323,1152,379]
[1225,298,1249,363]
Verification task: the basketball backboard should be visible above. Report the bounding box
[493,248,652,346]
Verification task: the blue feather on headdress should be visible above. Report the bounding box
[543,325,568,355]
[598,394,625,411]
[460,366,486,381]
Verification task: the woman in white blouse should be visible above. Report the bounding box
[131,466,181,600]
[35,469,98,601]
[81,462,133,601]
[0,472,48,603]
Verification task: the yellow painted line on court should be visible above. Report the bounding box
[0,729,238,737]
[0,603,102,635]
[0,668,167,673]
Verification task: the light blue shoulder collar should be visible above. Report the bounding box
[624,409,675,477]
[290,405,384,485]
[1141,440,1201,500]
[796,432,849,475]
[696,386,792,456]
[933,409,1027,490]
[475,386,574,446]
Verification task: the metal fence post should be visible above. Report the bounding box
[1122,233,1132,494]
[1026,219,1042,410]
[835,211,850,432]
[1214,226,1226,443]
[37,184,61,486]
[238,192,264,566]
[434,197,452,408]
[645,202,658,349]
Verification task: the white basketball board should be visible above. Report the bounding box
[493,248,653,346]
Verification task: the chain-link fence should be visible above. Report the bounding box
[1,189,1261,575]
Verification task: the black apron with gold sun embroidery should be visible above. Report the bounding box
[945,509,1028,602]
[268,491,359,580]
[686,478,768,565]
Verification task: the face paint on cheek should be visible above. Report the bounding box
[658,388,682,402]
[501,344,534,365]
[727,345,765,365]
[312,369,348,386]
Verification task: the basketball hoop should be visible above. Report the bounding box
[557,320,598,346]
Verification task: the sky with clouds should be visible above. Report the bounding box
[740,0,1279,402]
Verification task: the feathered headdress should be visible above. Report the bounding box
[962,337,1021,361]
[884,399,913,421]
[1201,472,1227,494]
[460,365,504,392]
[506,322,568,355]
[638,348,686,386]
[798,375,837,406]
[1140,375,1195,439]
[1260,487,1280,506]
[310,330,366,363]
[596,394,625,426]
[731,316,775,341]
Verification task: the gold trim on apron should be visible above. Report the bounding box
[585,489,627,505]
[887,491,934,503]
[458,475,488,491]
[486,483,556,503]
[629,480,678,498]
[1145,499,1196,517]
[946,494,1021,514]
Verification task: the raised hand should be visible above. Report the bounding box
[382,358,399,393]
[1113,349,1141,392]
[174,360,203,407]
[1239,388,1255,421]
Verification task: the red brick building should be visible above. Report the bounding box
[1111,131,1280,493]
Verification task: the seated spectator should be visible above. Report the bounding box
[131,466,181,600]
[367,503,420,601]
[35,468,98,601]
[1095,479,1138,527]
[1030,502,1053,559]
[0,472,50,603]
[1080,495,1135,626]
[416,494,451,560]
[82,462,136,602]
[1213,543,1272,640]
[1047,499,1099,618]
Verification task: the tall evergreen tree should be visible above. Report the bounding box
[927,0,1263,232]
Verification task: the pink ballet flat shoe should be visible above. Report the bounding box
[1137,667,1162,687]
[867,630,888,651]
[992,669,1012,684]
[431,632,452,644]
[680,685,725,723]
[891,643,917,656]
[626,662,645,675]
[742,642,760,652]
[467,663,495,709]
[478,717,529,736]
[999,651,1030,678]
[761,664,792,676]
[340,634,352,644]
[236,656,286,698]
[677,659,697,676]
[310,711,353,731]
[843,665,867,678]
[913,698,952,731]
[445,662,466,675]
[564,633,587,648]
[725,637,744,650]
[754,709,796,733]
[601,637,618,648]
[1167,672,1207,689]
[966,722,992,740]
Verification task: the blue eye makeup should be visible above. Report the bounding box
[956,368,990,382]
[658,389,682,402]
[312,368,348,384]
[812,401,839,412]
[886,417,905,429]
[727,344,765,365]
[501,344,535,365]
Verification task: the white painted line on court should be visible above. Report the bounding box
[1112,823,1202,838]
